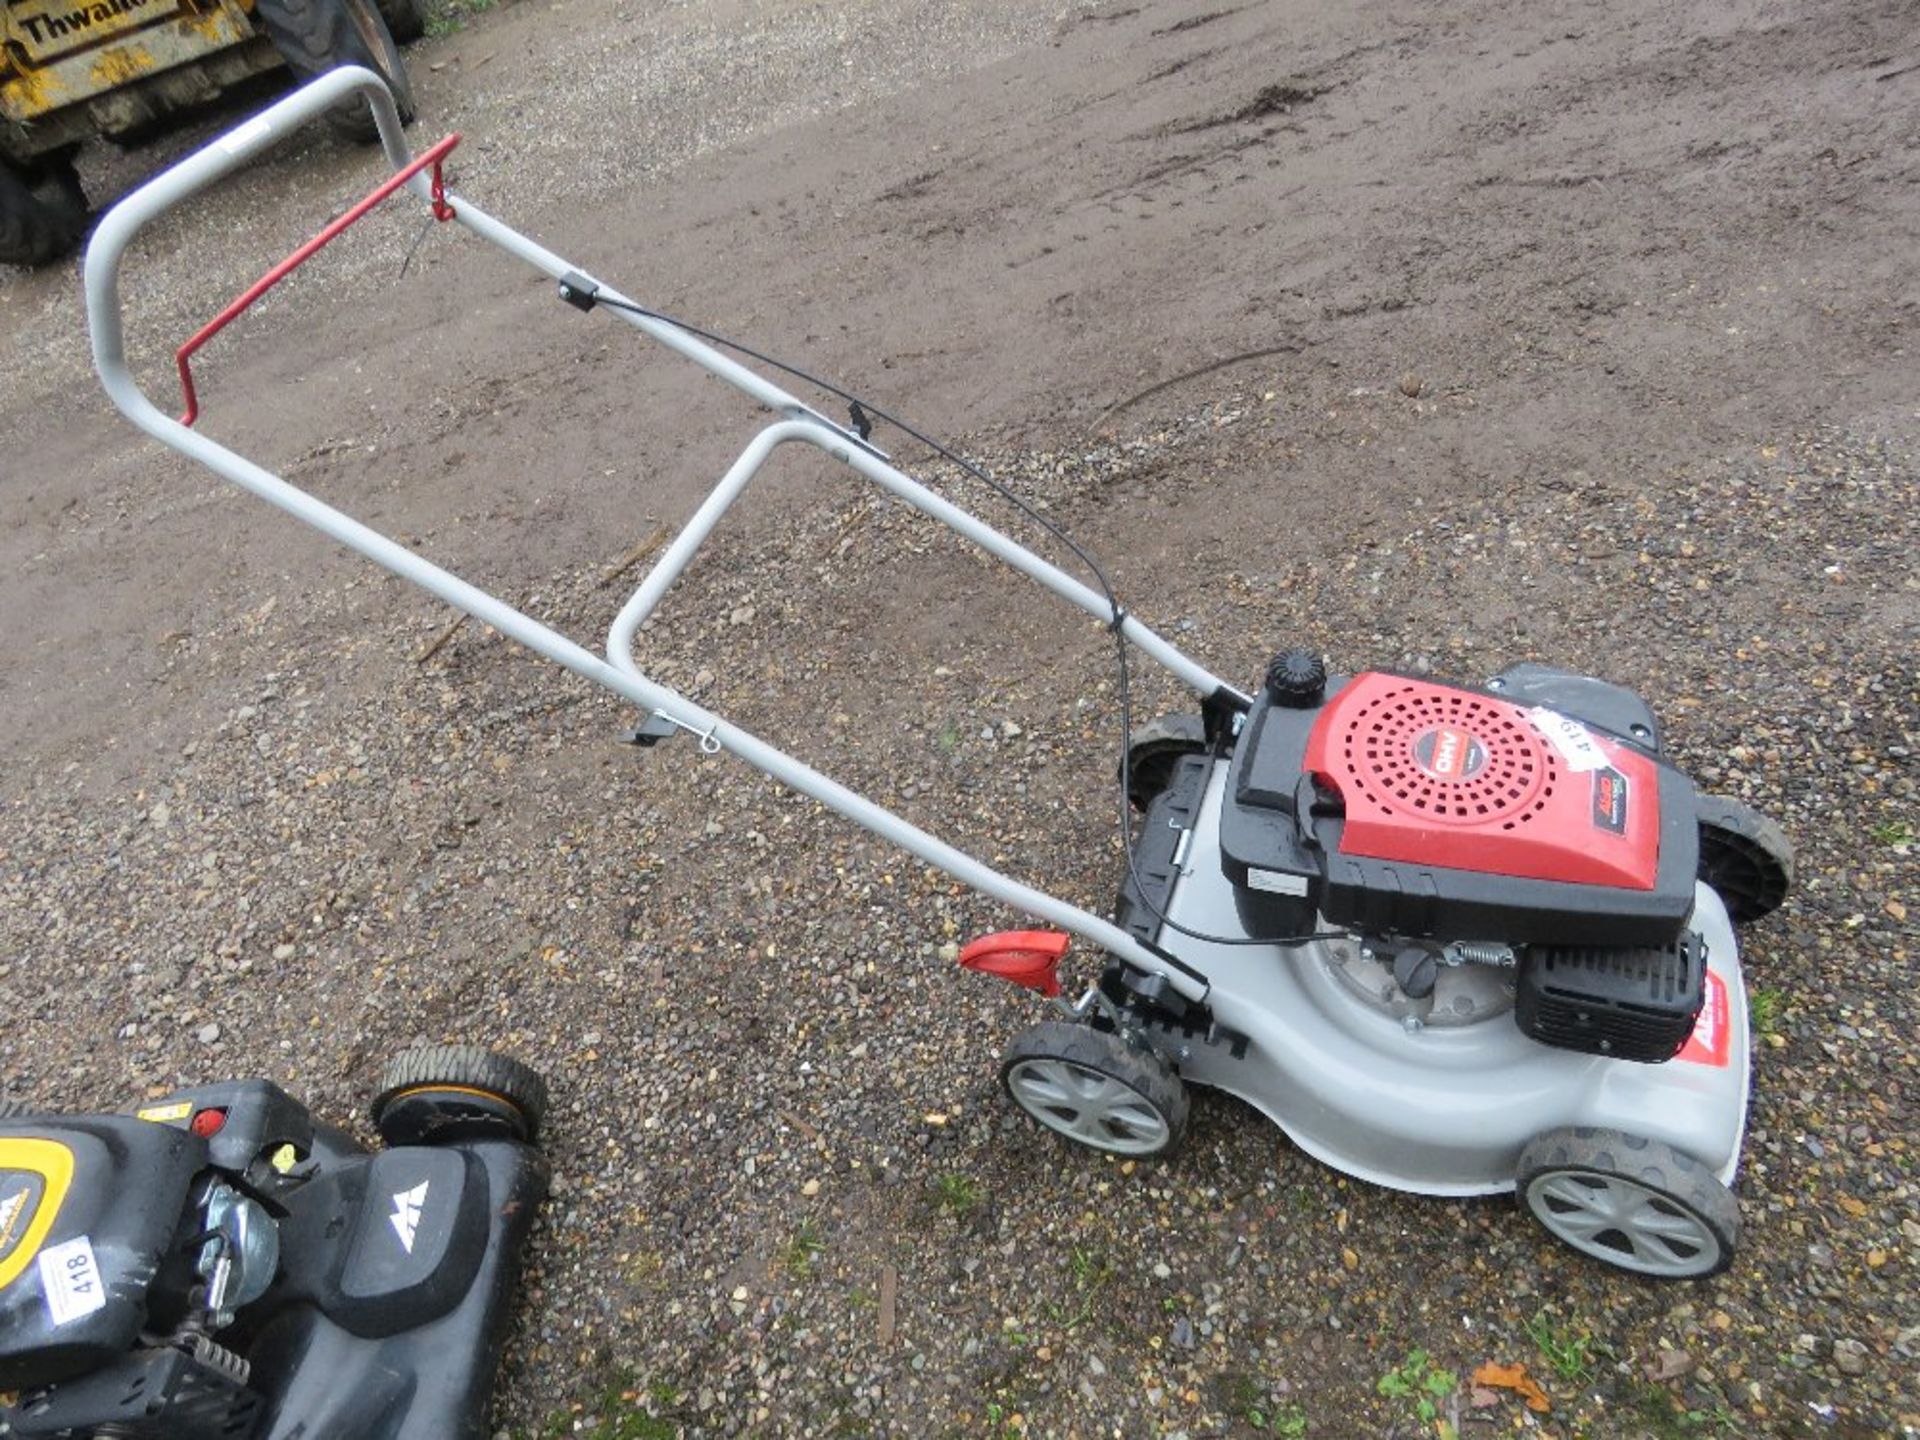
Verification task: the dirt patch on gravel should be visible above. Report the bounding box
[1,0,1915,1435]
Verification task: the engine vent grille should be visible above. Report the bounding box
[1338,682,1558,828]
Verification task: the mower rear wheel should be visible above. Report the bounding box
[1517,1126,1737,1279]
[1124,713,1207,811]
[1001,1021,1187,1157]
[1696,794,1792,924]
[371,1045,549,1146]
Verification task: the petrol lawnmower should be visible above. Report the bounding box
[79,70,1791,1282]
[0,1046,547,1438]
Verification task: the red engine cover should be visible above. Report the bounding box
[1301,673,1661,890]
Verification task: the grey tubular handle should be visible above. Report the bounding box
[78,72,1216,1004]
[85,66,412,426]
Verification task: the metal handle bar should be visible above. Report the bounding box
[87,66,413,418]
[82,70,1228,1002]
[604,421,1244,702]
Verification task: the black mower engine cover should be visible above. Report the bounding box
[270,1145,491,1338]
[0,1117,208,1388]
[0,1076,548,1440]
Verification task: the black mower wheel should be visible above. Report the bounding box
[375,0,425,44]
[0,156,87,268]
[1001,1021,1188,1158]
[371,1045,549,1146]
[1696,793,1792,925]
[1517,1126,1737,1279]
[254,0,417,141]
[1123,713,1207,811]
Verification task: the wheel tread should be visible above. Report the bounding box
[372,1044,549,1135]
[1517,1125,1737,1278]
[251,0,417,139]
[1695,793,1793,924]
[1124,712,1207,811]
[0,164,86,268]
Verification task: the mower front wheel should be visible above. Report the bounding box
[371,1045,549,1147]
[1001,1021,1187,1158]
[1517,1126,1737,1279]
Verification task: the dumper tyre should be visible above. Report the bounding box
[377,0,426,44]
[254,0,418,141]
[0,157,87,268]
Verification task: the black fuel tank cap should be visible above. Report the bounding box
[1264,649,1327,707]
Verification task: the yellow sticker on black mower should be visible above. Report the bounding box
[0,1138,75,1293]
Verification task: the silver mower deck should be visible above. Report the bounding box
[1163,763,1749,1197]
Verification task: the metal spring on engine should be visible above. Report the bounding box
[187,1333,251,1385]
[1446,940,1517,968]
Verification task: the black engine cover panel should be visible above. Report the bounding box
[0,1118,207,1389]
[274,1147,487,1339]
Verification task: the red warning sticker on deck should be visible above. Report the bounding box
[1677,969,1731,1067]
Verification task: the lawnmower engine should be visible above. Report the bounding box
[1071,644,1792,1233]
[1215,656,1711,1063]
[0,1052,547,1440]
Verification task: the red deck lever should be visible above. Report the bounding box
[174,132,462,427]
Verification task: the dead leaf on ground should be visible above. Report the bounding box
[1471,1360,1551,1413]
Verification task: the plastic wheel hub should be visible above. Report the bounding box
[1524,1170,1725,1275]
[1005,1057,1171,1155]
[999,1021,1188,1158]
[1517,1127,1737,1278]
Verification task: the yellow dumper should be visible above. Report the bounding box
[2,0,416,263]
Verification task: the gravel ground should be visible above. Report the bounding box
[0,0,1060,396]
[2,401,1913,1437]
[2,0,1917,1436]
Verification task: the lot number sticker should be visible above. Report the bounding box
[37,1236,107,1326]
[1526,706,1606,773]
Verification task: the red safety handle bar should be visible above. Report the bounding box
[174,132,462,427]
